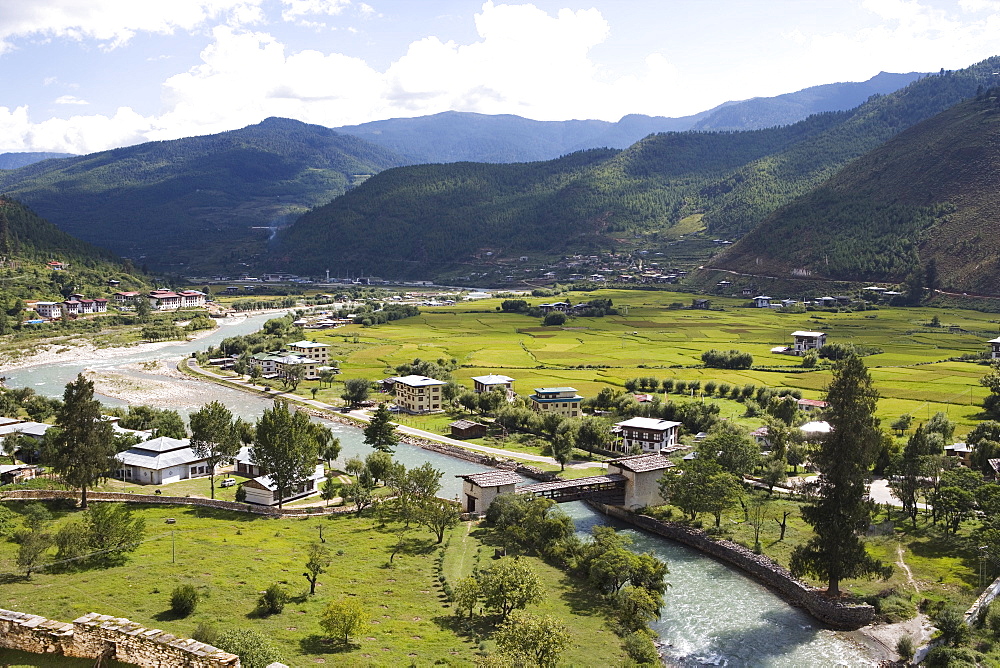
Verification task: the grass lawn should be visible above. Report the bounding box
[268,289,1000,440]
[0,501,624,667]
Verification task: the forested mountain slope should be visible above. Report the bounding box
[0,196,149,303]
[0,118,407,272]
[332,72,922,164]
[272,57,1000,281]
[713,93,1000,294]
[0,153,74,170]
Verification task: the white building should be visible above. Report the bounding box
[607,453,674,510]
[242,464,325,505]
[457,470,521,513]
[612,417,682,454]
[990,337,1000,360]
[791,331,826,354]
[116,437,211,485]
[471,374,515,394]
[288,340,331,363]
[529,387,582,417]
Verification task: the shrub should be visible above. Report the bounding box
[215,629,281,668]
[933,606,970,647]
[192,621,219,645]
[622,630,659,664]
[703,381,716,396]
[258,583,288,615]
[542,311,567,326]
[716,383,731,397]
[235,485,247,503]
[661,379,674,393]
[896,635,914,664]
[170,584,199,617]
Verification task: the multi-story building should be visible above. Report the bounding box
[392,375,446,413]
[612,417,682,454]
[288,340,331,363]
[471,374,514,394]
[791,330,826,354]
[529,387,582,417]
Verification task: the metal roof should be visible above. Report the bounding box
[117,446,206,470]
[131,436,190,453]
[614,417,682,430]
[393,375,447,387]
[791,331,825,337]
[471,374,515,384]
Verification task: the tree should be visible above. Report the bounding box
[365,451,393,485]
[416,497,459,543]
[891,413,913,436]
[215,629,281,668]
[281,363,306,391]
[189,401,240,499]
[320,476,340,506]
[363,403,399,453]
[250,400,322,509]
[550,422,576,471]
[659,458,739,524]
[44,374,118,508]
[319,435,342,470]
[542,311,566,326]
[85,502,145,565]
[790,355,892,595]
[576,416,610,454]
[170,584,199,617]
[248,364,262,385]
[697,421,759,477]
[493,612,570,668]
[613,586,661,633]
[479,556,543,620]
[258,583,288,615]
[345,469,376,514]
[453,575,481,618]
[135,296,152,323]
[320,597,368,645]
[745,492,770,552]
[302,543,331,595]
[17,529,52,577]
[341,378,371,407]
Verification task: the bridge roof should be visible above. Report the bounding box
[518,474,626,494]
[456,470,521,487]
[608,453,674,473]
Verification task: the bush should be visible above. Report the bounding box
[170,584,199,617]
[896,635,914,664]
[192,621,219,645]
[258,583,288,615]
[622,630,659,664]
[542,311,567,326]
[215,629,281,668]
[933,606,971,647]
[235,485,247,503]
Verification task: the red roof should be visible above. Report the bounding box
[797,399,828,408]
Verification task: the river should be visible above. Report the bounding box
[3,314,874,665]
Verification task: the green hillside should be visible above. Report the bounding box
[271,57,1000,280]
[0,118,407,273]
[713,91,1000,294]
[0,196,149,304]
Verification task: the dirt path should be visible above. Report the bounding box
[897,542,920,593]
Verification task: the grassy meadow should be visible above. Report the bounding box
[285,289,999,438]
[0,502,625,667]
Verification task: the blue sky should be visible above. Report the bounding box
[2,0,1000,153]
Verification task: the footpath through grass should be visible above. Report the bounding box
[0,501,624,667]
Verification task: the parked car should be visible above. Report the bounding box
[220,478,237,488]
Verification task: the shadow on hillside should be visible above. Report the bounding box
[299,633,361,655]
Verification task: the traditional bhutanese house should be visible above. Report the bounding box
[63,300,81,315]
[815,296,838,308]
[275,354,319,380]
[471,374,515,394]
[989,337,1000,360]
[449,419,488,440]
[529,387,582,418]
[791,331,826,354]
[944,442,972,467]
[612,417,682,455]
[456,470,521,513]
[242,464,325,506]
[797,398,829,413]
[753,295,772,308]
[751,426,771,449]
[148,289,182,310]
[692,298,711,309]
[47,261,65,270]
[77,298,95,314]
[34,301,62,319]
[607,453,674,510]
[392,374,446,414]
[115,436,211,485]
[113,291,142,304]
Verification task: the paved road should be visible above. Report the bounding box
[184,360,602,469]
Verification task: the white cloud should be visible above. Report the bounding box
[280,0,351,21]
[54,95,88,105]
[0,0,265,53]
[0,105,151,153]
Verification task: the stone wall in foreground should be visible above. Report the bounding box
[587,502,875,631]
[0,608,239,667]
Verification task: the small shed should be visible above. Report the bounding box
[692,298,711,309]
[450,419,488,440]
[456,470,520,513]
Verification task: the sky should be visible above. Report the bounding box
[1,0,1000,154]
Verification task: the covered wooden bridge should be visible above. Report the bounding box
[518,474,627,505]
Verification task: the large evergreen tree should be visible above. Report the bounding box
[251,400,322,509]
[189,400,241,499]
[44,374,118,508]
[790,356,892,595]
[363,403,399,453]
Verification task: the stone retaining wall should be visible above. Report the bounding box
[587,502,875,631]
[0,489,353,517]
[0,608,239,667]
